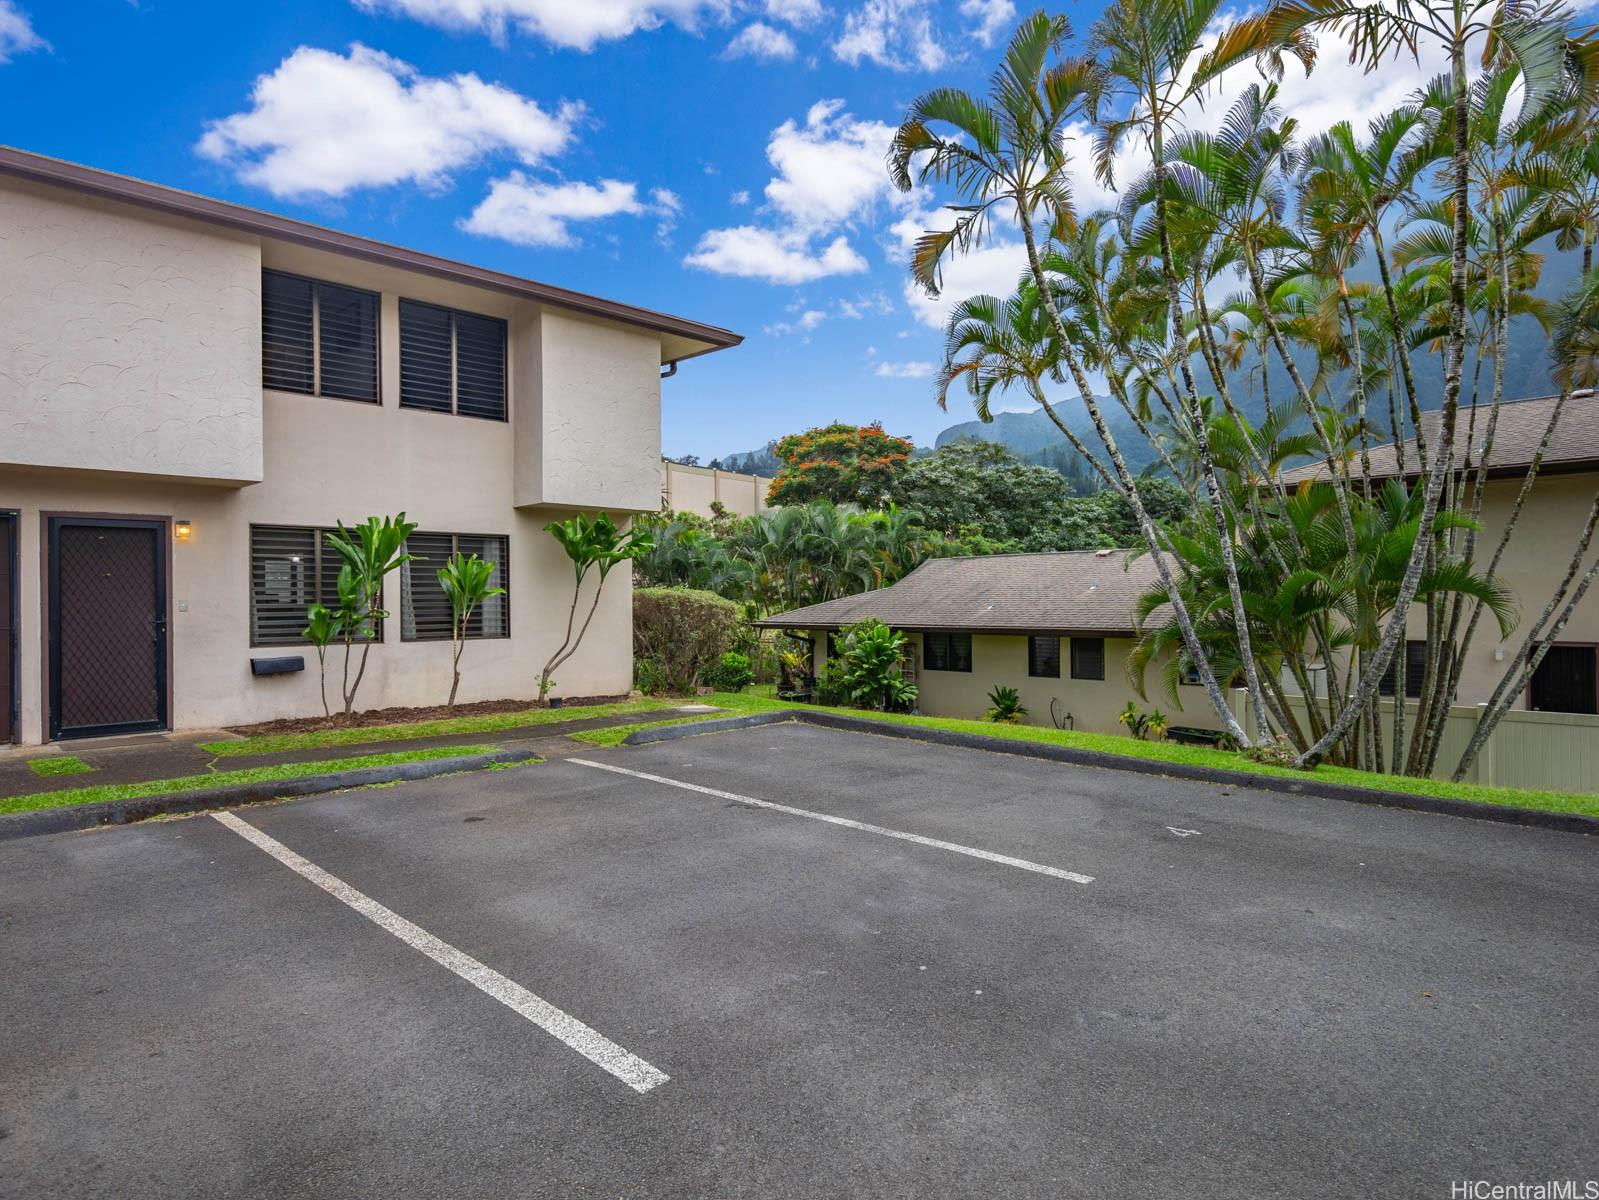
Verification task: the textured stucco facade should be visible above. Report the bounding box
[0,167,734,744]
[0,179,264,484]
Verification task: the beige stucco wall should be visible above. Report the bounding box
[0,178,264,484]
[806,628,1227,735]
[1428,473,1599,708]
[518,310,663,512]
[661,462,772,518]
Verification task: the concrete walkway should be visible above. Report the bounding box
[0,706,719,799]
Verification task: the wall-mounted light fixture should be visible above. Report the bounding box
[174,519,193,542]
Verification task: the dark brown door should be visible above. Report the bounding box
[1529,644,1598,715]
[1,512,14,743]
[49,518,168,739]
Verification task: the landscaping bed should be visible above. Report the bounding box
[227,694,631,737]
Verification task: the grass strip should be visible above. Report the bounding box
[27,756,94,778]
[201,699,670,757]
[0,746,506,816]
[595,689,1599,820]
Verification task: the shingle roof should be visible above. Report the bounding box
[752,550,1162,635]
[1279,392,1599,486]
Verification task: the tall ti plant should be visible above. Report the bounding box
[540,513,653,704]
[324,514,417,719]
[438,552,507,708]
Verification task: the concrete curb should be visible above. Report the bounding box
[623,710,1599,836]
[0,749,542,842]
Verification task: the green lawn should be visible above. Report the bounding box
[578,688,1599,821]
[201,698,671,757]
[0,745,509,816]
[26,755,94,778]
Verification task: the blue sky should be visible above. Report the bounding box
[0,0,1454,458]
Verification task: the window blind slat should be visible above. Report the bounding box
[316,282,379,403]
[399,299,455,413]
[1070,637,1105,681]
[401,533,509,641]
[1028,635,1060,678]
[262,271,313,394]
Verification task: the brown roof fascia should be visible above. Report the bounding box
[0,146,743,363]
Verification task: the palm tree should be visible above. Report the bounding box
[1245,0,1587,765]
[889,10,1254,744]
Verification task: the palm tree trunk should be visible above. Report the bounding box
[1150,117,1271,739]
[1295,44,1472,769]
[1017,216,1250,745]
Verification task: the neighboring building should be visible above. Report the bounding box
[0,147,740,745]
[1280,393,1599,715]
[754,550,1232,735]
[660,460,772,519]
[756,393,1599,734]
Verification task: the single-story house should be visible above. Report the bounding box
[754,549,1234,735]
[0,147,740,744]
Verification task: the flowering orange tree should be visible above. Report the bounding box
[766,422,913,508]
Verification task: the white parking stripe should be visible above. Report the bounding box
[570,758,1094,886]
[211,811,669,1094]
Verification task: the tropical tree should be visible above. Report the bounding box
[437,552,507,708]
[324,514,417,719]
[767,423,915,508]
[540,514,652,704]
[889,11,1256,745]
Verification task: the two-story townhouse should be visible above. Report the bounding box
[0,148,740,745]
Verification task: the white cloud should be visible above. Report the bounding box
[836,291,893,318]
[874,359,934,378]
[765,0,824,26]
[197,44,579,198]
[0,0,45,63]
[651,186,683,242]
[462,174,680,248]
[685,226,867,283]
[352,0,731,52]
[765,308,828,336]
[959,0,1012,46]
[724,21,797,60]
[764,98,898,231]
[832,0,946,71]
[684,98,905,284]
[730,189,751,205]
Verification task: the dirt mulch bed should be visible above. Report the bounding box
[225,695,632,737]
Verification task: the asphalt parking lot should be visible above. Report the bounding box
[2,722,1596,1199]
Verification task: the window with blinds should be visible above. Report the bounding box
[1028,635,1061,678]
[923,631,972,673]
[1378,640,1429,699]
[399,299,507,420]
[249,525,379,646]
[261,270,378,402]
[1070,637,1105,680]
[401,533,509,641]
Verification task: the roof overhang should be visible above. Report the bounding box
[0,146,742,365]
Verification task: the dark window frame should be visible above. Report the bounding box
[923,631,973,673]
[1527,642,1599,714]
[248,523,381,648]
[400,531,511,643]
[1070,636,1106,681]
[261,269,380,404]
[1028,634,1061,679]
[398,297,509,422]
[1378,639,1429,700]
